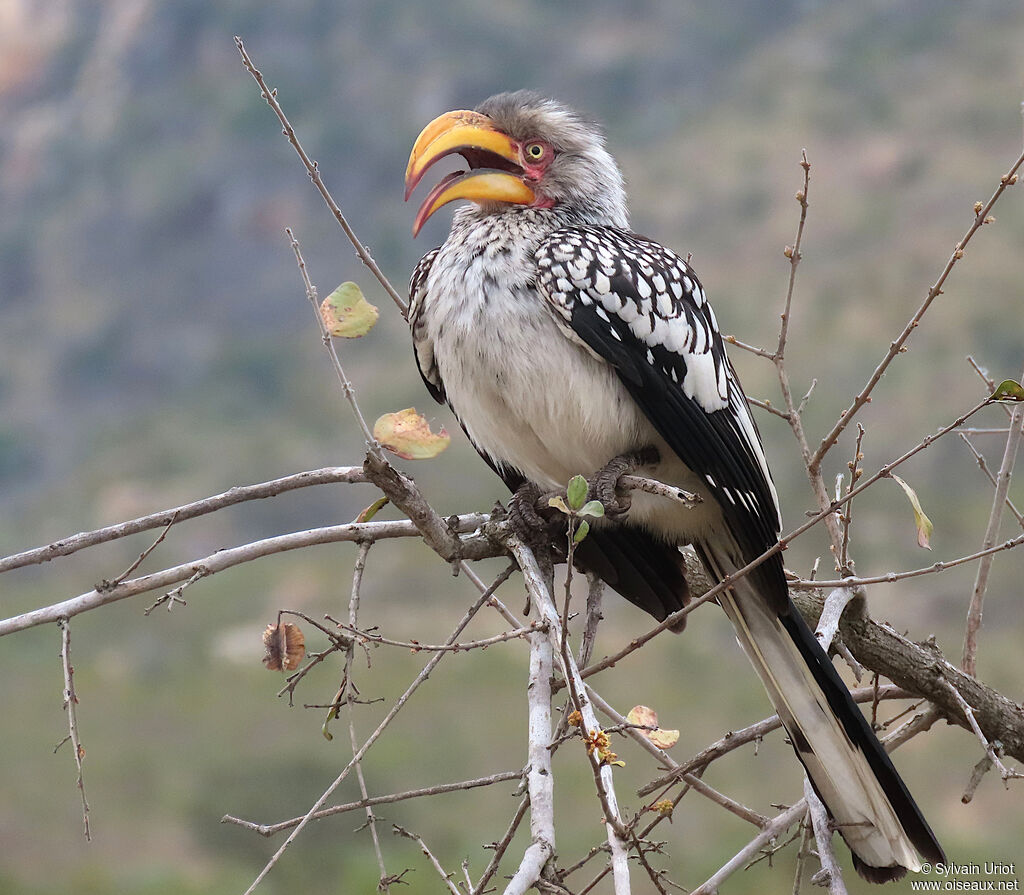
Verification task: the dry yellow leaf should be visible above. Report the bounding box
[373,408,451,460]
[319,282,379,338]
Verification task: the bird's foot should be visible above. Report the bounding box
[588,447,660,522]
[508,481,551,547]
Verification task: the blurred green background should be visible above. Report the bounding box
[1,1,1023,892]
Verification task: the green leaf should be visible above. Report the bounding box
[579,500,605,518]
[891,474,934,550]
[321,714,335,741]
[990,379,1024,402]
[573,520,591,543]
[355,496,389,524]
[567,475,588,511]
[547,495,570,515]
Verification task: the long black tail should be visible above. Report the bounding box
[697,542,945,882]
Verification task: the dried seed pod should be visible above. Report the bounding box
[262,622,306,671]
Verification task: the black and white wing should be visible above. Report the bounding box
[535,225,786,608]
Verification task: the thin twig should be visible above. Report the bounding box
[810,147,1024,468]
[578,572,604,671]
[791,818,814,895]
[690,801,807,895]
[837,424,865,573]
[962,752,995,804]
[100,514,176,590]
[342,542,389,888]
[234,38,407,317]
[287,228,377,445]
[723,334,776,359]
[0,466,367,574]
[393,825,462,895]
[618,474,700,507]
[882,705,941,752]
[239,566,516,895]
[340,621,544,653]
[776,150,810,361]
[968,355,997,391]
[746,395,792,421]
[770,153,849,556]
[934,674,1022,786]
[473,796,530,895]
[144,566,206,614]
[962,380,1024,675]
[959,434,1024,528]
[787,531,1024,590]
[57,619,91,841]
[221,770,523,835]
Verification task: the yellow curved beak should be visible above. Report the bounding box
[405,109,535,236]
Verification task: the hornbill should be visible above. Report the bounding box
[404,90,944,882]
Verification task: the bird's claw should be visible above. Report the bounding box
[588,447,660,522]
[508,481,550,547]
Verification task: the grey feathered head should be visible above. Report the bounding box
[406,91,628,234]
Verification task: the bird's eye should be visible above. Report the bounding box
[524,142,547,161]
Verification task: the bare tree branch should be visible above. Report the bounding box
[503,620,557,895]
[803,779,848,895]
[506,534,632,894]
[0,514,492,637]
[792,590,1024,761]
[0,466,367,574]
[221,770,523,836]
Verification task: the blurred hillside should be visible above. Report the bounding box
[1,1,1023,893]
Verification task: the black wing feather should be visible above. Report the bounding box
[537,225,787,609]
